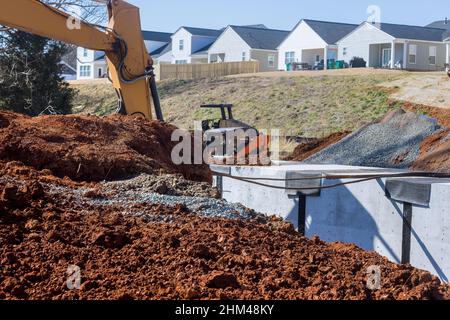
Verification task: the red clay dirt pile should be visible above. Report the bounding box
[286,132,351,162]
[1,161,449,300]
[0,111,210,183]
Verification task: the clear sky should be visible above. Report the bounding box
[127,0,450,33]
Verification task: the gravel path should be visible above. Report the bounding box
[305,109,442,169]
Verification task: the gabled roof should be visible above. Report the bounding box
[229,25,289,50]
[426,20,450,41]
[178,26,222,37]
[303,19,359,44]
[142,31,172,43]
[151,43,172,57]
[374,22,447,41]
[242,24,268,29]
[191,43,213,56]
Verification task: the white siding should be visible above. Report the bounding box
[208,28,251,62]
[337,23,394,66]
[171,28,193,64]
[278,21,328,70]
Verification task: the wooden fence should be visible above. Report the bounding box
[155,61,260,81]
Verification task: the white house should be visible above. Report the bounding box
[76,30,173,79]
[337,22,448,71]
[208,25,289,72]
[427,19,450,68]
[170,27,222,64]
[76,47,107,80]
[278,19,358,70]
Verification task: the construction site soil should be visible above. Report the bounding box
[1,111,450,300]
[286,132,351,162]
[0,111,211,183]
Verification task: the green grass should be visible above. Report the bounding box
[71,73,405,138]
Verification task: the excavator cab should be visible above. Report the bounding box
[201,104,270,165]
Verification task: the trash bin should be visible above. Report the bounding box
[286,63,292,71]
[327,60,336,70]
[335,60,344,69]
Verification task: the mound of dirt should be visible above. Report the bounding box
[0,111,210,183]
[286,132,351,162]
[412,129,450,173]
[1,161,449,300]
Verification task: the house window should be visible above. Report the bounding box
[285,51,295,64]
[79,65,91,77]
[175,60,187,65]
[268,55,275,67]
[429,46,437,65]
[242,52,246,61]
[409,45,417,64]
[179,39,184,51]
[83,48,88,57]
[343,47,348,56]
[315,55,320,62]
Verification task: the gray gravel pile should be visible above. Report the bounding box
[305,109,442,169]
[46,181,265,222]
[103,173,219,198]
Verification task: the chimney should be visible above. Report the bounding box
[446,17,448,25]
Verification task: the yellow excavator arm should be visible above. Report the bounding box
[0,0,163,120]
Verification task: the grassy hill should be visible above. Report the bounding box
[71,71,406,138]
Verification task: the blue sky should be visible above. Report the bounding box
[127,0,450,33]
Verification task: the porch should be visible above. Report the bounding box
[368,42,405,69]
[298,46,338,70]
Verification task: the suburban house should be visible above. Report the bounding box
[337,22,448,71]
[76,30,172,80]
[151,43,172,64]
[277,19,358,70]
[170,27,222,64]
[60,47,77,81]
[208,25,289,72]
[427,19,450,67]
[76,47,107,80]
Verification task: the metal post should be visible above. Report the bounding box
[298,195,307,236]
[401,203,413,264]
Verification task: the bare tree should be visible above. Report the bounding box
[43,0,108,25]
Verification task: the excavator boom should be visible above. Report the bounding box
[0,0,162,120]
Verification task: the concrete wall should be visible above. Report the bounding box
[213,163,450,281]
[208,28,251,63]
[278,21,327,70]
[250,49,278,72]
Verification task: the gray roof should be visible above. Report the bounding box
[426,20,450,40]
[192,43,213,55]
[303,20,359,44]
[142,31,172,43]
[229,25,289,50]
[374,22,446,41]
[242,24,268,29]
[181,27,222,37]
[151,43,172,57]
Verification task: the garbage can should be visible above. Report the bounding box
[286,63,292,71]
[327,60,336,70]
[336,60,344,69]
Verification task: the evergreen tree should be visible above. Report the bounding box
[0,30,75,116]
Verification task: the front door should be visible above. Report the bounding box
[382,48,391,68]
